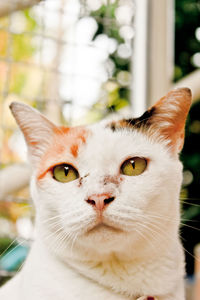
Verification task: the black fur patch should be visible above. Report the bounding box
[108,107,155,132]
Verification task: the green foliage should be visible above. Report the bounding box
[12,34,35,61]
[10,71,27,94]
[0,237,17,255]
[24,10,37,32]
[174,0,200,81]
[91,3,118,22]
[107,87,129,111]
[0,9,38,96]
[94,84,129,114]
[0,237,18,287]
[12,11,37,62]
[89,0,131,117]
[175,0,200,274]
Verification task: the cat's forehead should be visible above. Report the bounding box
[50,121,167,161]
[52,125,88,158]
[86,123,159,158]
[36,120,171,180]
[52,121,153,158]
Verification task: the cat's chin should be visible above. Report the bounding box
[74,221,131,254]
[81,222,125,246]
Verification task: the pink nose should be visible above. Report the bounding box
[85,193,115,211]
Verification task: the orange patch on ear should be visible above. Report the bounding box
[29,141,39,146]
[150,88,191,153]
[53,126,71,135]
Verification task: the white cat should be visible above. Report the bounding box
[0,88,191,300]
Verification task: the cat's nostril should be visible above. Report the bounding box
[104,197,115,205]
[86,199,96,206]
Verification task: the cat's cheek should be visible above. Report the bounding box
[119,173,151,203]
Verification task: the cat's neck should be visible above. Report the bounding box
[28,232,183,298]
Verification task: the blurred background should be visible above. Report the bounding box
[0,0,200,298]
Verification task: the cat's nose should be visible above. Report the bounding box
[85,193,115,211]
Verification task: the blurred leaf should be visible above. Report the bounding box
[0,237,16,255]
[0,31,8,57]
[12,34,35,61]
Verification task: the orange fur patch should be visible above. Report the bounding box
[37,169,50,181]
[37,161,73,181]
[70,144,79,158]
[37,126,89,180]
[151,88,191,152]
[53,126,71,135]
[29,141,39,146]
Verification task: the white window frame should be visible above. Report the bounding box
[132,0,174,115]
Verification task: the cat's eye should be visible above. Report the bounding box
[53,164,79,183]
[121,157,147,176]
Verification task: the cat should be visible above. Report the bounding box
[0,88,191,300]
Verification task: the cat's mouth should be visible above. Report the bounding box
[87,222,122,234]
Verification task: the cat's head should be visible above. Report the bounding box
[10,88,191,259]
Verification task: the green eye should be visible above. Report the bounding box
[53,164,79,183]
[121,157,147,176]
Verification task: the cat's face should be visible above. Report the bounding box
[10,88,191,257]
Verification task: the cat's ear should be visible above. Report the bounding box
[109,88,191,154]
[10,102,58,164]
[146,88,191,154]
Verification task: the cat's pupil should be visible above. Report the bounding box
[130,160,135,169]
[64,166,69,176]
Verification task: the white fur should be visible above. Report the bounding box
[0,127,185,300]
[1,93,190,299]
